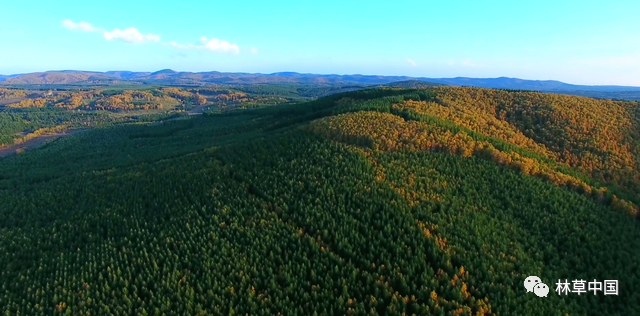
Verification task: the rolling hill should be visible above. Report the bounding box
[0,74,20,81]
[0,86,639,315]
[1,71,118,85]
[104,71,152,79]
[2,70,640,101]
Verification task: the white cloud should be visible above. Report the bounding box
[170,36,240,55]
[62,20,159,44]
[250,47,258,55]
[103,27,160,43]
[60,19,246,52]
[61,19,96,32]
[406,58,417,67]
[200,36,239,54]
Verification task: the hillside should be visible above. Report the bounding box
[422,77,640,92]
[1,71,118,85]
[382,80,444,89]
[1,87,639,315]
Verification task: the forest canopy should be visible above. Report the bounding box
[0,86,638,316]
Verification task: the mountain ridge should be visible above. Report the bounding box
[2,69,640,93]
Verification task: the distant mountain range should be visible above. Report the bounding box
[2,70,640,94]
[422,77,640,92]
[0,74,19,81]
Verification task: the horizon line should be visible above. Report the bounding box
[2,69,640,88]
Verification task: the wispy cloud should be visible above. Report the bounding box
[61,20,96,32]
[170,36,240,55]
[250,47,258,55]
[62,19,247,53]
[104,28,160,43]
[170,52,188,59]
[406,58,417,67]
[461,59,476,67]
[62,19,160,44]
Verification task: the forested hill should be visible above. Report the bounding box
[1,86,639,315]
[3,70,640,98]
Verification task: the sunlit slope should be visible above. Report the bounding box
[0,87,639,316]
[398,87,640,193]
[307,110,638,216]
[270,86,640,214]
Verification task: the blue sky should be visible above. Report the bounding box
[1,0,639,85]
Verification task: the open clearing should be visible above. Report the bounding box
[0,128,90,158]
